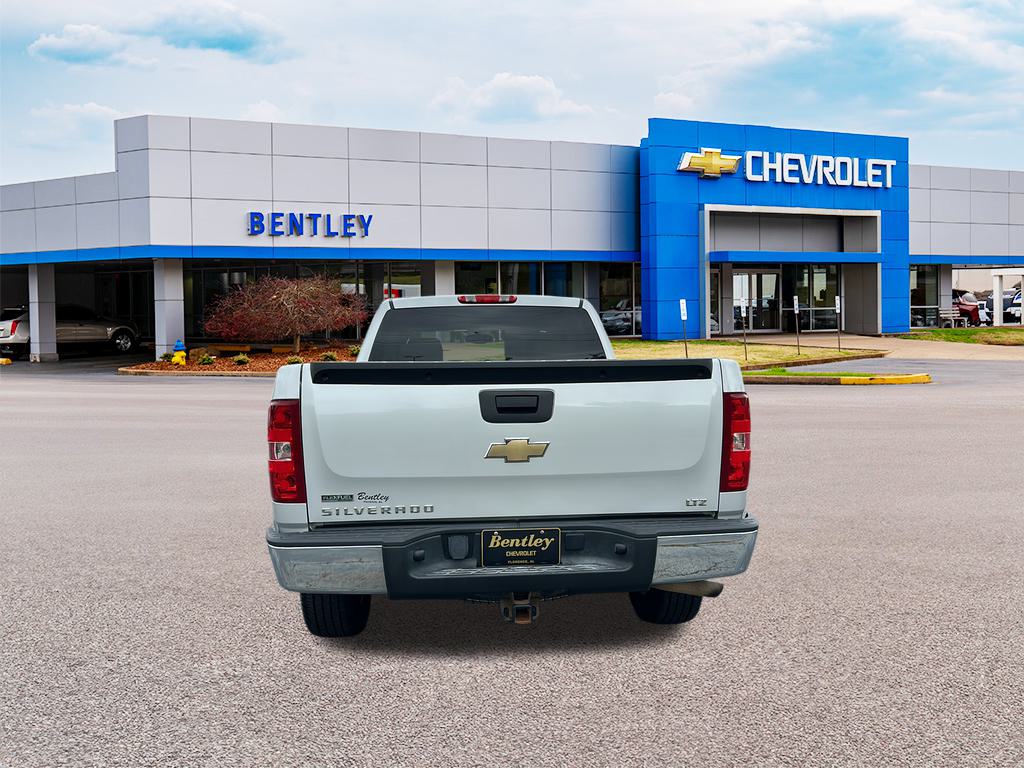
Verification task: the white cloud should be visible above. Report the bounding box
[652,16,820,117]
[131,1,285,61]
[432,73,594,123]
[25,2,284,69]
[28,23,126,64]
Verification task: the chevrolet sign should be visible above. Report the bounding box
[678,148,896,188]
[745,152,895,188]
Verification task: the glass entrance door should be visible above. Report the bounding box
[733,270,781,332]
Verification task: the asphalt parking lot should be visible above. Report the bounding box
[2,361,1023,767]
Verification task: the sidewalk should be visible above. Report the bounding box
[751,333,1024,361]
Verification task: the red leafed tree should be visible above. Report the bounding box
[204,275,368,353]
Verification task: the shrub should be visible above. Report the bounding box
[204,276,369,354]
[233,354,250,366]
[348,344,361,357]
[285,355,303,365]
[320,351,339,362]
[160,352,174,362]
[198,354,215,365]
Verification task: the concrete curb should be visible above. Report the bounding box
[744,373,931,385]
[117,367,277,378]
[741,351,888,370]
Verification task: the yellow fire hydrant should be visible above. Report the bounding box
[171,339,187,366]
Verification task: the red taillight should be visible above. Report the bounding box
[9,320,18,335]
[721,392,751,492]
[268,399,306,503]
[457,294,517,304]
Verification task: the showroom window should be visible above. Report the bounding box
[543,262,576,297]
[910,265,939,327]
[499,262,543,295]
[454,262,498,295]
[184,259,423,340]
[598,262,640,336]
[454,261,586,299]
[781,264,841,331]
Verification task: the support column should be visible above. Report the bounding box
[720,265,735,335]
[433,261,455,295]
[992,274,1003,327]
[153,258,185,359]
[582,263,601,306]
[28,264,58,362]
[938,265,953,310]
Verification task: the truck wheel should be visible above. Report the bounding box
[300,593,371,637]
[629,589,702,624]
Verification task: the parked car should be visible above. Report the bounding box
[1009,291,1022,323]
[600,300,639,335]
[0,304,139,359]
[985,290,1022,323]
[952,290,982,326]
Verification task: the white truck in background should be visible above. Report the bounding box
[266,294,757,637]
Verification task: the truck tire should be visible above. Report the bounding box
[629,589,702,624]
[300,593,371,637]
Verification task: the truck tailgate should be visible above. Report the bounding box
[301,360,723,524]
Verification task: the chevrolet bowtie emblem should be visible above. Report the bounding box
[677,147,741,178]
[485,438,550,463]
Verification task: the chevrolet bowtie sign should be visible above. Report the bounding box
[677,148,740,177]
[678,147,896,188]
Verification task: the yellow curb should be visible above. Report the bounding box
[744,372,932,385]
[838,373,931,385]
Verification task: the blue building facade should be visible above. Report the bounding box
[639,118,910,339]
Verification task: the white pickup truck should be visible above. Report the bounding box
[266,294,757,637]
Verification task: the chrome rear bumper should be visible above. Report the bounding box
[268,528,757,595]
[651,531,758,585]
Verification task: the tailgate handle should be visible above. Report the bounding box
[479,389,554,423]
[495,395,538,412]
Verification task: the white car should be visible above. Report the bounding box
[0,304,139,359]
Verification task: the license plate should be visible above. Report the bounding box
[481,528,561,567]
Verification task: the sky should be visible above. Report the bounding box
[1,0,1021,184]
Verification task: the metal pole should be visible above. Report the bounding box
[793,294,801,356]
[741,300,749,361]
[836,296,842,351]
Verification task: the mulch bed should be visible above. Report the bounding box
[125,346,357,374]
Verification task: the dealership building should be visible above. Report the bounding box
[1,114,1022,360]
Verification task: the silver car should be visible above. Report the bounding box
[0,304,139,359]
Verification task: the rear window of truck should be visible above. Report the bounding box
[367,305,607,362]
